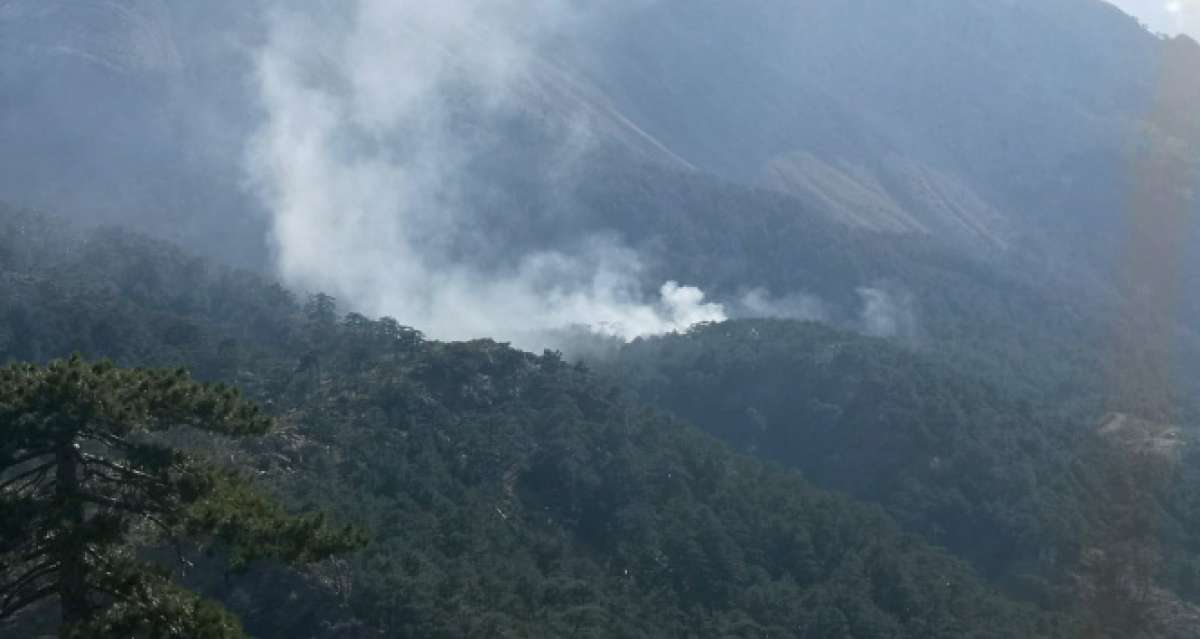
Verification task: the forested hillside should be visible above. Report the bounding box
[605,320,1200,619]
[2,1,1199,636]
[0,210,1074,636]
[5,203,1200,637]
[3,0,1197,341]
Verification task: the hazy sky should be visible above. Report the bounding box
[1107,0,1200,38]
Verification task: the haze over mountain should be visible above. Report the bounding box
[1107,0,1200,38]
[4,1,1200,636]
[2,0,1197,350]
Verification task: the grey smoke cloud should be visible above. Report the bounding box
[244,1,921,348]
[732,286,918,341]
[735,287,829,322]
[245,0,724,347]
[857,286,916,339]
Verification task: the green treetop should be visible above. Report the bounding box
[0,356,362,638]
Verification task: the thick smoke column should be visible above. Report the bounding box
[245,0,723,347]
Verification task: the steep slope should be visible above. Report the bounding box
[562,0,1200,354]
[0,208,1067,636]
[3,1,1197,376]
[0,0,266,268]
[564,0,1196,253]
[548,159,1200,418]
[229,332,1058,637]
[4,0,1196,272]
[603,319,1200,632]
[606,322,1097,577]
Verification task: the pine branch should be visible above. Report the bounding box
[19,545,53,564]
[0,559,59,602]
[0,514,53,558]
[2,448,52,468]
[0,583,56,621]
[79,426,137,452]
[87,579,196,633]
[81,453,167,486]
[0,460,53,494]
[84,466,124,486]
[80,492,153,515]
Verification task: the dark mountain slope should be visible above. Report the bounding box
[0,210,1066,636]
[565,0,1196,253]
[603,319,1200,626]
[0,0,266,268]
[607,322,1095,576]
[542,159,1198,419]
[3,2,1197,412]
[234,333,1059,637]
[4,0,1196,288]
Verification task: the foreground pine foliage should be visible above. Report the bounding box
[0,357,361,637]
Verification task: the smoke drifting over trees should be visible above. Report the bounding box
[245,0,729,346]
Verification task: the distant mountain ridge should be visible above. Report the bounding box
[1,0,1198,383]
[0,205,1072,638]
[560,1,1197,256]
[2,0,1193,256]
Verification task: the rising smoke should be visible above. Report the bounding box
[735,287,830,322]
[857,286,917,339]
[244,1,923,349]
[244,0,724,348]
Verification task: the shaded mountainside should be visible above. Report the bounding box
[3,2,1199,636]
[601,319,1200,632]
[227,335,1058,637]
[3,0,1197,304]
[563,0,1200,259]
[0,205,297,373]
[604,322,1100,587]
[8,207,1200,636]
[3,1,1198,425]
[511,159,1200,420]
[0,210,1071,636]
[0,0,266,268]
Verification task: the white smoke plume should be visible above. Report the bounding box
[733,286,919,341]
[857,286,916,339]
[244,0,723,348]
[735,287,829,322]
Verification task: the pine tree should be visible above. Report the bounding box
[0,356,362,637]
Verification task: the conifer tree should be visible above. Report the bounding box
[0,356,361,637]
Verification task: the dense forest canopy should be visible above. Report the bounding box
[0,210,1071,637]
[2,208,1199,636]
[0,356,361,637]
[2,0,1200,637]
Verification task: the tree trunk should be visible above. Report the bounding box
[55,440,88,627]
